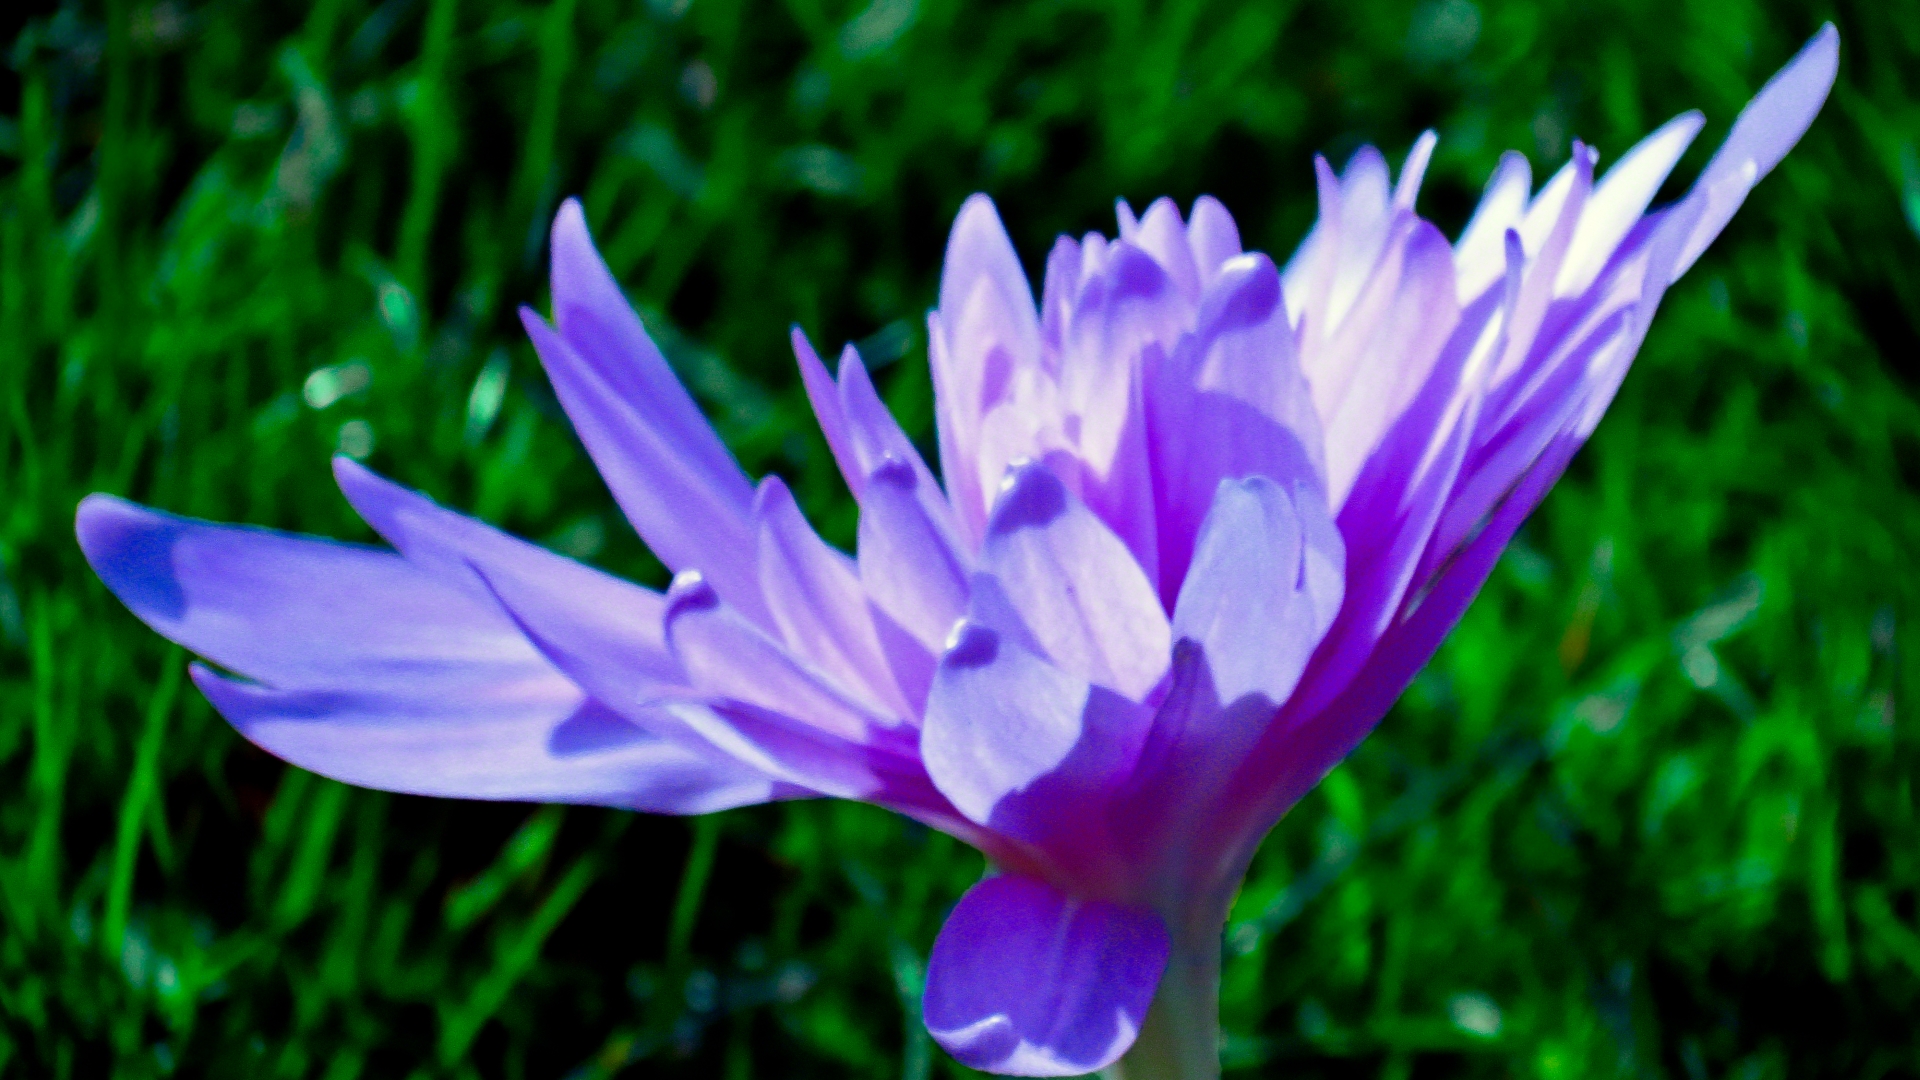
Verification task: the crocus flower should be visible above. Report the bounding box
[79,26,1835,1080]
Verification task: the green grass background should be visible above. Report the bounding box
[2,0,1918,1076]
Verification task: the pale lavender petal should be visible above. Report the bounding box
[1171,477,1344,706]
[78,495,536,695]
[545,201,758,550]
[754,475,910,719]
[664,570,896,743]
[194,668,781,813]
[77,495,773,811]
[935,195,1044,541]
[1326,146,1395,329]
[661,573,956,813]
[1145,250,1324,601]
[1290,300,1484,719]
[1315,219,1461,508]
[1488,148,1594,393]
[923,875,1168,1077]
[1280,155,1344,327]
[975,462,1170,701]
[939,194,1042,348]
[1131,197,1203,304]
[520,309,768,626]
[1188,253,1315,454]
[926,310,987,548]
[332,458,680,686]
[792,328,864,500]
[1039,235,1083,358]
[1393,130,1439,211]
[922,621,1152,872]
[1555,111,1704,296]
[835,342,967,544]
[1145,350,1322,605]
[1114,479,1345,872]
[1185,195,1243,286]
[1453,151,1532,301]
[468,535,743,763]
[1671,23,1838,279]
[1057,243,1186,464]
[857,458,972,655]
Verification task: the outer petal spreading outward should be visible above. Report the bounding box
[79,26,1835,1078]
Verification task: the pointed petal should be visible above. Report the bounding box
[1039,234,1084,357]
[1316,219,1462,508]
[1131,197,1202,304]
[520,308,767,625]
[1393,131,1439,211]
[77,496,774,812]
[1146,296,1324,605]
[924,876,1168,1077]
[194,668,781,812]
[332,459,681,685]
[934,195,1043,540]
[1172,477,1344,706]
[754,475,910,719]
[1327,146,1395,329]
[939,194,1041,347]
[976,462,1169,701]
[1186,195,1243,286]
[857,458,972,655]
[836,343,963,544]
[1556,111,1704,297]
[792,328,864,500]
[1189,252,1325,482]
[661,573,956,813]
[545,201,757,553]
[922,621,1152,871]
[1670,23,1838,278]
[664,571,891,744]
[1454,151,1532,302]
[78,495,535,695]
[467,534,734,759]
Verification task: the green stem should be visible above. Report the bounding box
[1107,932,1222,1080]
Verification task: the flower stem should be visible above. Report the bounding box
[1106,933,1221,1080]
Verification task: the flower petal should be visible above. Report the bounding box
[664,571,892,744]
[78,495,534,694]
[934,194,1044,544]
[976,462,1169,701]
[519,305,766,625]
[922,621,1152,871]
[1185,195,1243,287]
[1555,111,1704,297]
[791,327,864,500]
[1453,151,1531,302]
[924,875,1168,1077]
[193,667,780,813]
[77,495,774,811]
[548,200,752,516]
[1171,476,1344,707]
[332,458,682,685]
[857,458,972,656]
[1312,218,1462,508]
[661,573,961,817]
[1146,254,1325,600]
[754,475,910,719]
[1129,197,1202,305]
[1671,23,1839,279]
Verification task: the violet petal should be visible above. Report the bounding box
[923,875,1168,1077]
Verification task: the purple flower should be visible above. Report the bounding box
[79,27,1835,1079]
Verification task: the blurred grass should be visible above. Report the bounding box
[1,0,1918,1076]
